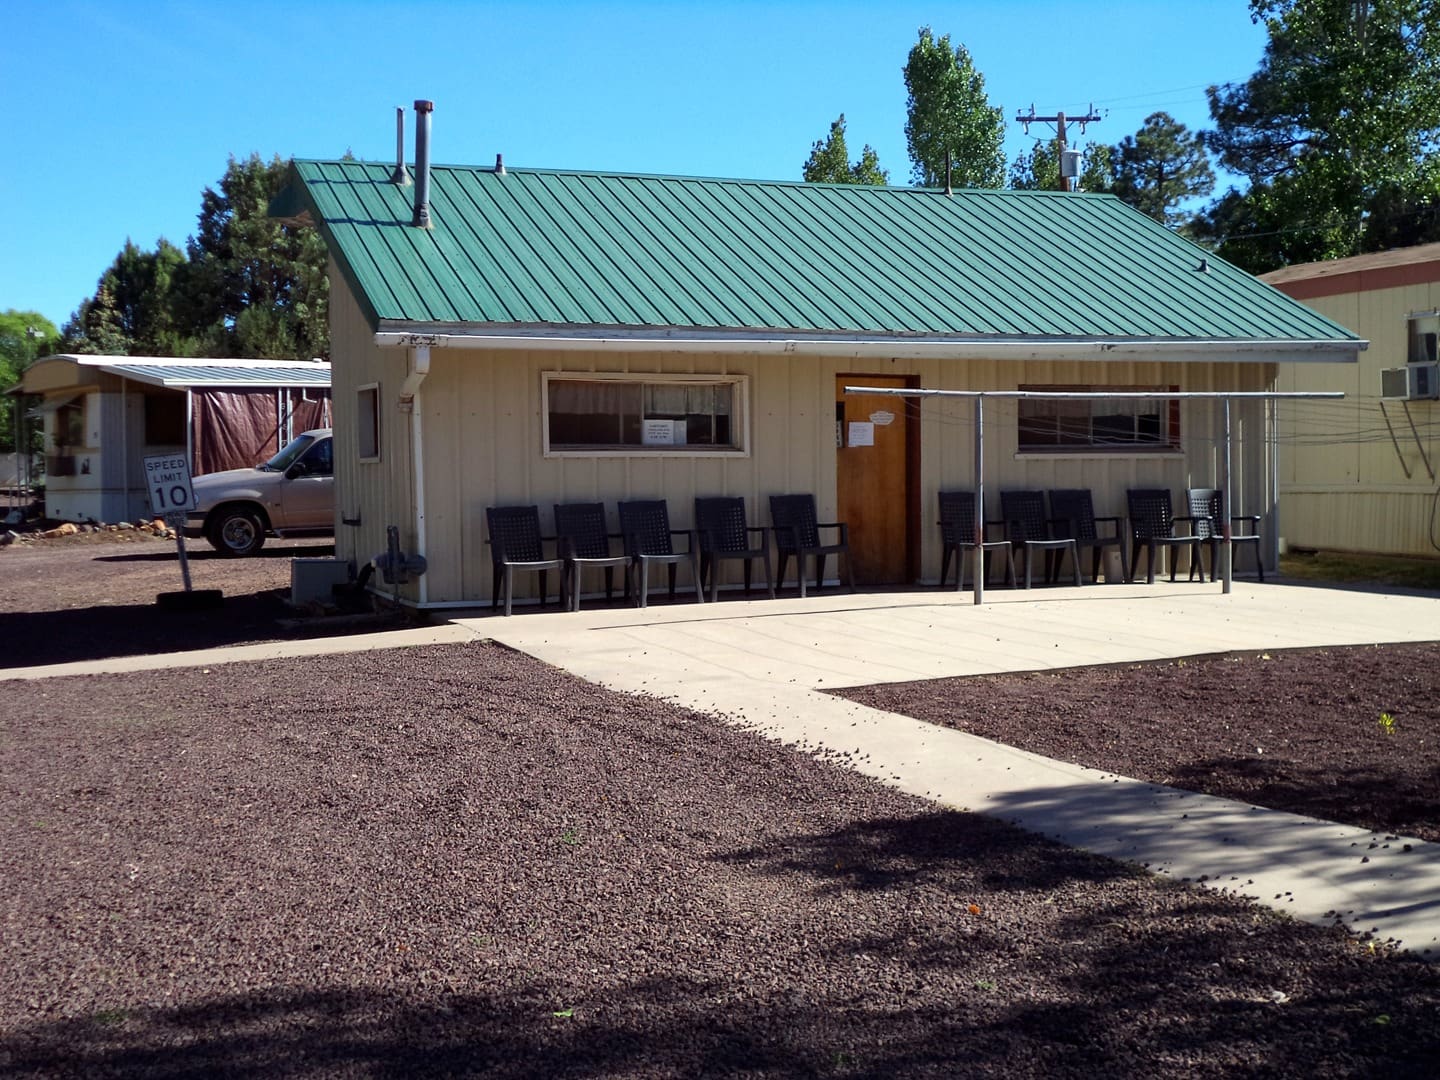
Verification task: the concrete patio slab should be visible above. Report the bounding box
[465,580,1440,955]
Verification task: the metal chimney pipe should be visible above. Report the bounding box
[412,99,433,229]
[494,153,506,176]
[389,107,411,186]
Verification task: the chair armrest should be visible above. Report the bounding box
[1092,515,1122,540]
[821,521,849,545]
[982,520,1006,543]
[1231,515,1261,526]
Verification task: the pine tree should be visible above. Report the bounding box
[802,115,889,185]
[1111,112,1214,228]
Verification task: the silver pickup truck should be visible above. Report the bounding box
[185,429,334,556]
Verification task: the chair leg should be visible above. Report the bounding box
[845,549,856,592]
[667,562,677,601]
[775,552,790,594]
[689,552,705,603]
[1255,541,1265,582]
[604,566,614,603]
[1067,543,1080,586]
[1023,547,1034,590]
[940,546,953,589]
[1129,540,1142,583]
[743,559,753,596]
[762,551,775,599]
[503,566,515,616]
[1003,548,1016,587]
[636,561,648,609]
[492,566,501,610]
[797,554,807,599]
[1118,542,1131,585]
[1146,540,1158,585]
[814,554,826,594]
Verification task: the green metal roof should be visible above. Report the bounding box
[279,159,1357,343]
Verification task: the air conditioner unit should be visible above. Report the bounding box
[1380,362,1440,400]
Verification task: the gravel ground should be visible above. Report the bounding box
[0,532,402,669]
[2,643,1438,1078]
[834,644,1440,845]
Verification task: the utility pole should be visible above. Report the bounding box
[1015,104,1102,191]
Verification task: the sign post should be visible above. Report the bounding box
[143,454,221,610]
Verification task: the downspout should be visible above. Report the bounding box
[119,377,128,522]
[186,389,194,475]
[400,345,430,605]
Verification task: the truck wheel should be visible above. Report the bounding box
[207,507,266,557]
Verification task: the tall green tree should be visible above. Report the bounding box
[1009,141,1113,193]
[903,27,1006,189]
[60,239,194,356]
[802,114,889,185]
[0,310,58,452]
[1199,0,1440,270]
[1111,112,1215,228]
[184,154,329,360]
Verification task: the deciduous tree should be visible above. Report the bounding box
[802,115,888,185]
[0,310,58,452]
[903,27,1006,189]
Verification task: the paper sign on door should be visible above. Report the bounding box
[847,421,875,447]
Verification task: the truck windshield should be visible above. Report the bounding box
[261,434,317,472]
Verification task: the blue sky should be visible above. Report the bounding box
[1,1,1269,333]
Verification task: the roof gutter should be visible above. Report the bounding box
[372,328,1365,364]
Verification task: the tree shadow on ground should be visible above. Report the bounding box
[1167,756,1440,843]
[0,595,406,669]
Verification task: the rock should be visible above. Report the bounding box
[0,530,17,546]
[43,523,80,539]
[116,522,133,531]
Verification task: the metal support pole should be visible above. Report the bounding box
[1267,398,1280,571]
[1222,397,1233,595]
[973,395,985,606]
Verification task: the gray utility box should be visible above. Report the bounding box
[291,557,354,606]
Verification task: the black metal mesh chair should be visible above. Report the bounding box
[1184,488,1265,582]
[769,493,854,598]
[617,500,704,607]
[553,502,634,611]
[1000,489,1080,588]
[938,490,1015,590]
[1047,488,1129,584]
[485,505,565,616]
[1125,488,1199,584]
[694,496,775,603]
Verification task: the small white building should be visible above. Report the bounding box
[9,355,331,523]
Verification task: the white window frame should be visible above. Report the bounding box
[542,372,751,458]
[356,382,381,463]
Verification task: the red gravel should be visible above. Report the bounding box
[2,643,1438,1077]
[0,532,401,669]
[833,645,1440,844]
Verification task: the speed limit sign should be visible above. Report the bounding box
[143,454,197,516]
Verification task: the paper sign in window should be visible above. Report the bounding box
[847,421,875,447]
[642,419,677,445]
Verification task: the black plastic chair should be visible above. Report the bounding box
[937,491,1015,590]
[1125,488,1199,584]
[1047,488,1129,584]
[769,494,855,598]
[1184,488,1265,582]
[1000,489,1080,588]
[617,500,704,607]
[553,502,634,611]
[485,505,566,616]
[694,496,776,603]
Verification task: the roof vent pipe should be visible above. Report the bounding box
[412,99,433,229]
[390,107,411,186]
[495,153,506,176]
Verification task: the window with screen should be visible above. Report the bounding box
[357,384,380,461]
[1017,385,1180,452]
[544,375,746,453]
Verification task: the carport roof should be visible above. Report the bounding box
[11,355,331,394]
[275,158,1359,351]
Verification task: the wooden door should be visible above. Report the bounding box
[836,375,915,584]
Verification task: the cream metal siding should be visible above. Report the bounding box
[329,263,416,586]
[354,323,1277,604]
[1278,283,1440,557]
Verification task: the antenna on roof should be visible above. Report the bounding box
[390,107,411,187]
[945,152,952,196]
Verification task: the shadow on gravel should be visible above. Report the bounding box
[0,594,399,669]
[1167,756,1440,844]
[4,960,1437,1079]
[92,542,335,565]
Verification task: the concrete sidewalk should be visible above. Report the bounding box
[464,580,1440,955]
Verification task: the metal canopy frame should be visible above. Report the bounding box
[843,387,1345,605]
